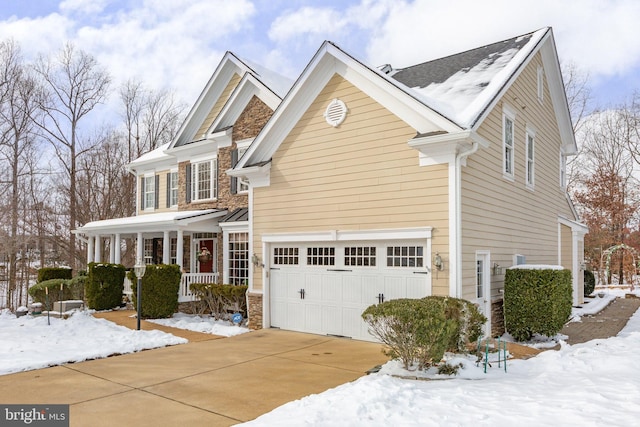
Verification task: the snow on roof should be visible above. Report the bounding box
[392,28,548,128]
[508,264,565,270]
[238,57,294,99]
[126,142,172,168]
[77,209,226,232]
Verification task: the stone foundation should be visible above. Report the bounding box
[247,292,263,330]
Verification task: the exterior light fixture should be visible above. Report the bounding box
[134,259,146,331]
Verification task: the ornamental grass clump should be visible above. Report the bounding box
[362,296,486,371]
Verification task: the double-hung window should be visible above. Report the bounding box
[191,159,217,201]
[237,146,249,193]
[143,175,155,210]
[503,107,515,179]
[526,128,535,189]
[169,171,178,206]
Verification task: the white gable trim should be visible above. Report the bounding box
[206,73,282,138]
[237,41,462,170]
[169,52,249,149]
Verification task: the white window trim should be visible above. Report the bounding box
[143,173,155,211]
[169,169,179,207]
[191,158,217,202]
[502,105,516,181]
[525,126,536,190]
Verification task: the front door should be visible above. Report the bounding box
[475,251,492,337]
[196,239,215,273]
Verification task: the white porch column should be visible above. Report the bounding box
[109,235,115,263]
[163,230,170,264]
[176,229,184,270]
[87,235,95,264]
[114,233,121,264]
[137,232,144,264]
[94,236,102,263]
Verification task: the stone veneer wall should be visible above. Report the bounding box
[247,292,263,330]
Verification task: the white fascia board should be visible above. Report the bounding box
[540,32,578,155]
[409,130,490,166]
[262,227,433,243]
[558,215,588,235]
[171,139,219,163]
[227,162,271,187]
[219,222,248,232]
[170,53,247,149]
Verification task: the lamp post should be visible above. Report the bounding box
[134,260,146,331]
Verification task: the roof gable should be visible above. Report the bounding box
[238,41,462,169]
[170,52,292,150]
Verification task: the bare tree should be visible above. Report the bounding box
[0,39,41,309]
[31,43,111,272]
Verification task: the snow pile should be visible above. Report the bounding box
[0,309,186,376]
[147,312,250,337]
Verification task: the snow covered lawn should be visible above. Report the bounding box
[0,310,249,376]
[240,289,640,426]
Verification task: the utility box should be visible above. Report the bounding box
[53,300,84,312]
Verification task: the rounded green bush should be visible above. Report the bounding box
[584,270,596,296]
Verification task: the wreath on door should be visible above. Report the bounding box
[197,247,212,263]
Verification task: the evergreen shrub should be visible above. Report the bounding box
[37,267,72,283]
[86,263,126,310]
[504,267,572,341]
[584,270,596,297]
[362,296,486,370]
[28,279,72,305]
[131,264,181,319]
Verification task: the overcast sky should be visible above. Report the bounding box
[1,0,639,116]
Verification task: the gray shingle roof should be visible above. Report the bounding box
[391,33,534,90]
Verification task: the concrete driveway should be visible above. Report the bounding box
[0,327,387,426]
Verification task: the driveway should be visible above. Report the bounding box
[0,327,387,426]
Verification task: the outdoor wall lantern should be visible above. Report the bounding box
[252,254,263,268]
[434,252,443,271]
[134,260,146,331]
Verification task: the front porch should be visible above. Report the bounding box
[123,272,220,303]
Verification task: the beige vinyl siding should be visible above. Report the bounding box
[137,169,173,215]
[560,224,572,270]
[193,73,242,139]
[460,52,575,301]
[253,74,450,294]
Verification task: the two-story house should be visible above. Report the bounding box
[75,52,292,300]
[231,27,586,338]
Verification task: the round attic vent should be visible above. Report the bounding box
[324,98,347,127]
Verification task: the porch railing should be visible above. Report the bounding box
[122,272,219,303]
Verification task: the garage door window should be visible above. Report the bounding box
[307,247,335,266]
[274,247,299,265]
[344,246,376,266]
[386,246,424,267]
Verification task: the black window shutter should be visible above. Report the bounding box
[154,175,159,209]
[230,149,238,195]
[140,176,144,210]
[185,164,192,203]
[166,172,171,207]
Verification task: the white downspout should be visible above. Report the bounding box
[453,141,480,298]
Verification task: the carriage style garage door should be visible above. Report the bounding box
[269,239,431,342]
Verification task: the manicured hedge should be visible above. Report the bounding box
[86,263,126,310]
[131,264,181,319]
[504,267,572,341]
[37,267,72,283]
[28,279,72,305]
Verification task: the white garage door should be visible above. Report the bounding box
[269,240,431,341]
